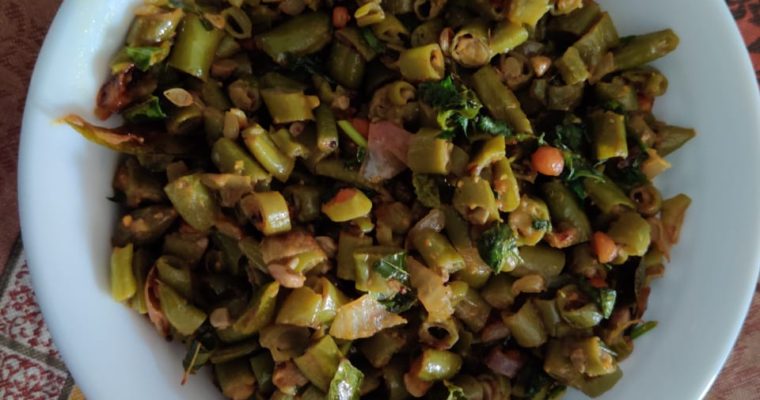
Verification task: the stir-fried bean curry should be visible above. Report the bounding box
[65,0,694,398]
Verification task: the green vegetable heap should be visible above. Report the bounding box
[66,0,695,398]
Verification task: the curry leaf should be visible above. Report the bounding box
[477,223,521,274]
[375,252,409,284]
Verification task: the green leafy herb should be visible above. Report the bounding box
[630,321,658,340]
[419,75,460,108]
[379,291,418,313]
[412,174,441,208]
[477,223,522,274]
[419,75,483,139]
[126,46,169,71]
[374,251,409,285]
[554,123,587,153]
[578,279,617,319]
[475,115,513,137]
[361,27,386,53]
[123,96,166,123]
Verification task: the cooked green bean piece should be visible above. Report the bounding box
[503,300,547,348]
[607,211,651,260]
[413,349,462,381]
[489,20,529,56]
[492,158,521,213]
[509,196,551,246]
[547,82,585,111]
[472,66,533,134]
[573,13,619,68]
[156,256,192,298]
[450,21,490,68]
[407,131,452,174]
[221,7,252,39]
[314,159,379,191]
[372,14,409,45]
[584,176,636,214]
[329,42,366,90]
[542,180,592,246]
[510,245,566,280]
[590,110,628,161]
[260,72,309,91]
[556,47,590,85]
[360,329,408,368]
[454,287,491,332]
[261,89,320,125]
[661,194,691,246]
[242,125,295,182]
[355,1,386,27]
[165,103,203,135]
[126,8,184,46]
[412,229,465,276]
[315,104,339,154]
[216,34,241,58]
[322,188,373,223]
[548,1,601,36]
[168,14,225,81]
[164,174,219,231]
[157,280,206,336]
[113,205,178,246]
[385,0,415,14]
[327,359,364,400]
[111,244,136,302]
[399,44,446,82]
[228,77,260,112]
[259,324,311,362]
[232,282,280,335]
[508,0,551,27]
[411,19,444,47]
[622,67,669,97]
[453,177,500,225]
[481,274,516,310]
[595,80,639,111]
[239,191,292,236]
[556,285,603,329]
[215,359,256,400]
[445,218,493,288]
[250,352,275,394]
[211,138,271,186]
[276,286,323,328]
[271,129,309,159]
[256,12,332,64]
[656,125,697,156]
[294,335,342,391]
[414,0,448,20]
[614,29,680,71]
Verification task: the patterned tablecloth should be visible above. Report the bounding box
[0,1,758,399]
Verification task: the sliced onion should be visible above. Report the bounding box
[361,121,412,182]
[329,295,407,340]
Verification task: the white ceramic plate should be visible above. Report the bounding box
[18,1,760,399]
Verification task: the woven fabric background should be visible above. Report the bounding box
[0,1,758,399]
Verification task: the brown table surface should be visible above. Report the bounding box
[0,1,758,399]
